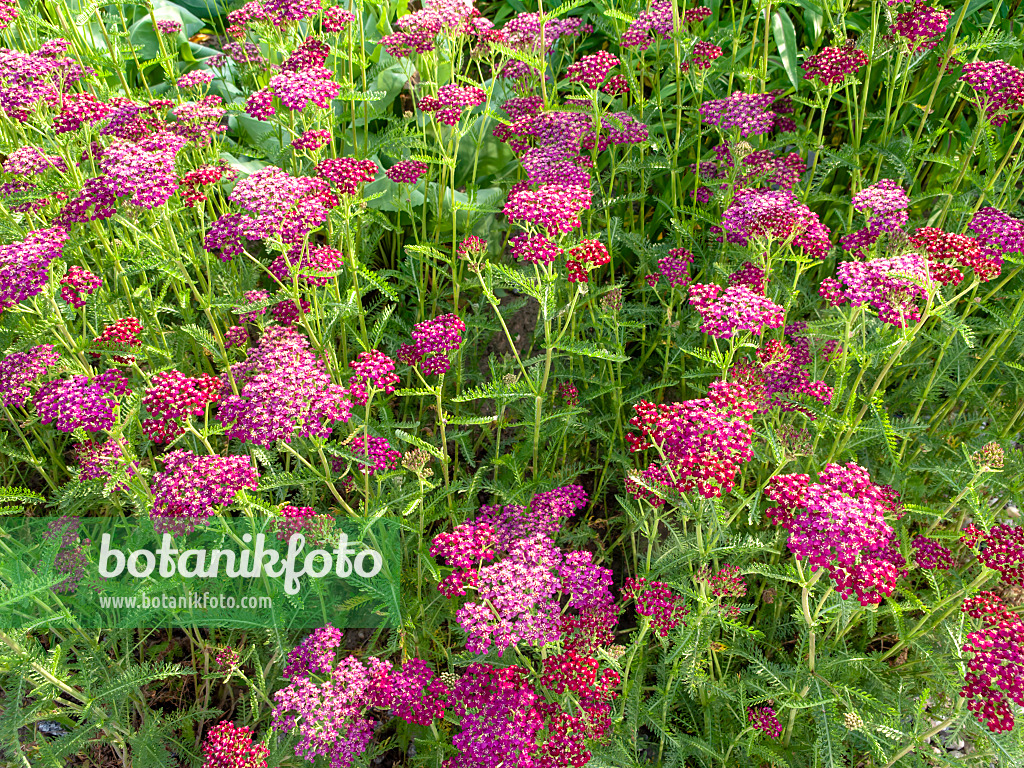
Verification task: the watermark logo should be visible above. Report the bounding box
[0,516,400,629]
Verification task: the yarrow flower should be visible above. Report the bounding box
[911,535,955,569]
[504,184,592,236]
[347,350,399,405]
[680,41,722,73]
[766,463,906,606]
[822,252,931,327]
[201,721,269,768]
[34,369,129,433]
[731,330,834,416]
[688,283,785,339]
[0,344,60,407]
[565,51,619,89]
[622,577,688,636]
[802,44,869,86]
[721,188,831,259]
[973,524,1024,586]
[908,227,1000,285]
[155,19,182,34]
[142,369,222,443]
[620,0,672,50]
[748,705,782,738]
[699,91,777,137]
[292,129,331,151]
[960,60,1024,127]
[385,159,428,184]
[892,1,951,52]
[959,592,1024,733]
[509,233,562,265]
[656,248,693,287]
[347,434,401,475]
[270,246,342,287]
[177,69,214,89]
[851,178,909,235]
[969,206,1024,261]
[318,157,378,195]
[151,450,258,534]
[217,326,353,447]
[0,226,70,312]
[626,381,756,500]
[75,437,136,483]
[397,313,467,374]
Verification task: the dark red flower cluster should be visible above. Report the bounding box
[142,369,222,443]
[565,239,610,283]
[975,524,1024,586]
[960,592,1024,733]
[802,44,869,86]
[622,577,688,636]
[908,227,1000,285]
[627,381,756,500]
[201,721,268,768]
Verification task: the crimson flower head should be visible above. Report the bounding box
[960,60,1024,127]
[626,381,756,501]
[765,462,906,606]
[802,44,869,86]
[201,721,268,768]
[318,157,378,195]
[622,576,688,636]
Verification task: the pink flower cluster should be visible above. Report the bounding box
[75,438,136,483]
[348,435,401,475]
[680,40,723,72]
[0,344,59,407]
[566,51,619,89]
[142,369,222,443]
[419,83,486,125]
[385,159,427,184]
[766,463,906,606]
[892,0,951,52]
[564,239,610,283]
[908,227,1000,285]
[206,167,336,257]
[150,450,258,534]
[748,705,782,738]
[911,534,954,569]
[969,206,1024,260]
[960,60,1024,126]
[397,313,466,375]
[626,381,756,500]
[688,283,785,339]
[973,524,1024,586]
[0,226,70,313]
[721,188,832,259]
[270,245,342,287]
[34,369,128,433]
[347,350,399,404]
[732,333,833,415]
[217,326,353,447]
[318,157,378,195]
[620,0,672,50]
[504,183,592,236]
[821,252,931,327]
[699,91,777,137]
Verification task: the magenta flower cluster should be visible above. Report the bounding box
[766,463,907,606]
[688,283,785,339]
[0,226,70,312]
[0,344,59,407]
[721,188,832,259]
[150,450,258,534]
[34,369,129,433]
[397,312,467,375]
[201,721,268,768]
[217,326,353,447]
[802,44,869,86]
[626,381,756,500]
[821,252,931,327]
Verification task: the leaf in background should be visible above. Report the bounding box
[771,7,801,92]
